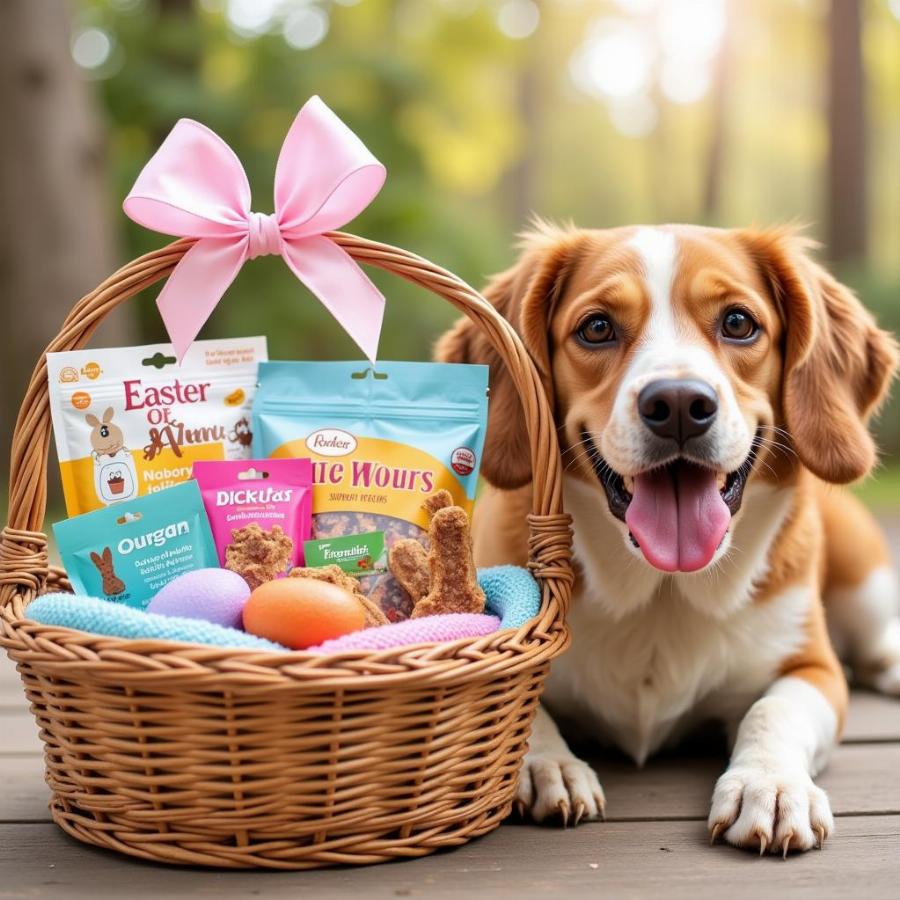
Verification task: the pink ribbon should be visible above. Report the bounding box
[123,96,386,362]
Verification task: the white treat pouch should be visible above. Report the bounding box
[47,336,267,517]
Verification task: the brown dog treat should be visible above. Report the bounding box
[290,563,359,594]
[389,539,431,604]
[235,563,279,592]
[412,506,485,618]
[290,564,388,627]
[381,491,455,610]
[422,489,453,518]
[225,523,293,589]
[356,593,390,628]
[90,547,125,596]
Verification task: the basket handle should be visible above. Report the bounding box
[1,235,573,626]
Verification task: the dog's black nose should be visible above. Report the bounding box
[638,379,718,445]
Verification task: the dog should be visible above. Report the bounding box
[436,223,899,855]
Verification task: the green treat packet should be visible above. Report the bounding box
[53,480,217,610]
[303,531,387,577]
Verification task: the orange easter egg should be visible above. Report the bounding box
[242,578,365,650]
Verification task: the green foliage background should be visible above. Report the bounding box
[74,0,900,451]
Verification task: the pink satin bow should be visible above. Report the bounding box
[123,96,386,362]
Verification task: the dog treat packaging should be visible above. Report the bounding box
[253,361,489,620]
[47,337,268,518]
[193,459,314,589]
[304,531,387,577]
[53,481,217,610]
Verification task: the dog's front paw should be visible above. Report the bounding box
[708,760,834,856]
[515,752,606,826]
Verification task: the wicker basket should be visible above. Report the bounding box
[0,234,572,869]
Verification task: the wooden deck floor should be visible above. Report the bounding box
[3,657,900,897]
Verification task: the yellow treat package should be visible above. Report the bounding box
[47,337,267,517]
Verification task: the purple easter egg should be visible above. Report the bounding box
[148,568,250,629]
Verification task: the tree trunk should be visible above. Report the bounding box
[826,0,867,264]
[0,1,128,491]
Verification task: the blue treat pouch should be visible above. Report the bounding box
[252,361,489,620]
[54,481,217,609]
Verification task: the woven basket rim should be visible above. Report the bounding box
[1,233,573,681]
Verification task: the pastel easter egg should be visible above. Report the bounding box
[148,568,250,629]
[242,578,365,650]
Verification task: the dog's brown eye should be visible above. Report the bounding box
[721,308,759,342]
[577,315,616,346]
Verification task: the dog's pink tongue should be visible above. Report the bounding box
[624,462,731,572]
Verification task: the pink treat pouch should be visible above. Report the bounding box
[193,459,313,588]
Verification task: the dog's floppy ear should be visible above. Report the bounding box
[435,224,586,489]
[742,227,898,483]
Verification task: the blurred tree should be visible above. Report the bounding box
[702,0,735,223]
[0,0,130,479]
[503,45,539,228]
[827,0,867,263]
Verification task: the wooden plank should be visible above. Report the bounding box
[0,652,27,707]
[1,708,42,754]
[820,744,900,815]
[590,742,900,821]
[0,817,897,899]
[0,755,48,822]
[843,691,900,742]
[4,743,898,826]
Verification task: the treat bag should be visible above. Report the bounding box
[252,361,488,620]
[193,459,313,586]
[53,480,218,609]
[47,337,267,517]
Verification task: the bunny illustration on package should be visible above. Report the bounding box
[86,408,138,505]
[89,547,126,595]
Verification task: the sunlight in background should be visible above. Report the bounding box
[72,26,113,69]
[225,0,283,38]
[657,0,726,62]
[608,95,659,139]
[570,0,728,136]
[496,0,540,40]
[283,6,330,49]
[204,0,340,45]
[569,21,653,99]
[72,0,731,96]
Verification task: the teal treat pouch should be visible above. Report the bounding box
[54,481,217,609]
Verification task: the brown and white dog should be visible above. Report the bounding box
[437,223,900,855]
